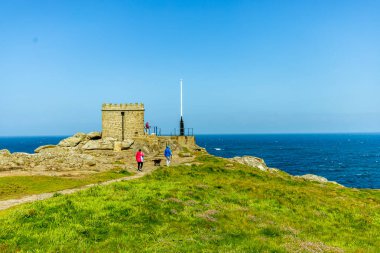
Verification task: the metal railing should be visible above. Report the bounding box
[146,126,161,136]
[170,128,194,136]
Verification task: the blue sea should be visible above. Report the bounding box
[196,134,380,189]
[0,134,379,189]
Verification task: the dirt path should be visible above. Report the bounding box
[0,169,150,211]
[0,156,195,211]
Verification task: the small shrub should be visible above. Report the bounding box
[260,226,282,237]
[118,169,131,175]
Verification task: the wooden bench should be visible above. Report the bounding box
[153,159,162,166]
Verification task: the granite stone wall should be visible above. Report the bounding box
[102,103,145,140]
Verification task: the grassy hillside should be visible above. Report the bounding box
[0,169,132,201]
[0,155,379,252]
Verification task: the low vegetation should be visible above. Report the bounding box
[0,169,132,201]
[0,155,379,252]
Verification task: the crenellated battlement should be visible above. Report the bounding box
[102,103,145,111]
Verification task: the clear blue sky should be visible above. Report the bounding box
[1,0,379,135]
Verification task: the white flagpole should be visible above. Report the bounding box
[179,79,185,136]
[180,79,183,117]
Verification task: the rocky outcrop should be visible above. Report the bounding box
[230,156,342,186]
[0,146,114,173]
[58,133,87,147]
[230,156,274,172]
[35,132,105,151]
[0,132,117,173]
[121,139,134,150]
[0,150,31,171]
[87,131,101,140]
[296,174,343,186]
[0,132,199,175]
[297,174,328,183]
[0,149,11,156]
[82,137,116,150]
[53,132,134,151]
[34,145,57,153]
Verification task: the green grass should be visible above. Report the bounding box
[0,155,379,252]
[0,169,133,201]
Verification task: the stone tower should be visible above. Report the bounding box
[102,103,145,140]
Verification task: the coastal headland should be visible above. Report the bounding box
[1,131,340,196]
[0,132,197,178]
[0,133,379,252]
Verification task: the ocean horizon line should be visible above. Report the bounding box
[1,132,380,138]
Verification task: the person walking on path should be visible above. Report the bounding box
[136,149,145,171]
[164,146,172,166]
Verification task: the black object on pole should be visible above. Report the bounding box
[180,116,185,136]
[121,112,125,140]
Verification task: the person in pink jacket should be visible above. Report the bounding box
[135,149,144,171]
